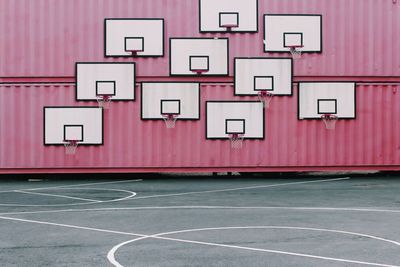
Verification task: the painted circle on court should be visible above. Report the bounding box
[108,226,400,267]
[0,187,136,207]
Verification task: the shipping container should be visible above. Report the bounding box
[0,0,399,173]
[1,83,400,173]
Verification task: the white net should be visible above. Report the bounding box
[257,91,273,108]
[289,47,302,59]
[229,134,244,149]
[162,114,178,129]
[97,95,112,109]
[64,140,78,155]
[321,114,338,130]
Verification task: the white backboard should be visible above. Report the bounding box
[64,125,83,141]
[264,14,322,53]
[234,58,293,95]
[161,100,181,115]
[220,13,239,27]
[76,62,135,101]
[170,38,229,76]
[105,18,164,57]
[206,101,264,139]
[44,107,103,145]
[141,82,200,120]
[96,81,116,96]
[199,0,258,32]
[190,56,209,71]
[125,38,144,52]
[226,119,245,134]
[298,82,356,119]
[255,77,273,91]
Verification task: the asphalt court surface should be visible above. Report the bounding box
[0,173,400,267]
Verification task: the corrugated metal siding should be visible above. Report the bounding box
[1,0,399,173]
[1,83,400,171]
[1,0,399,78]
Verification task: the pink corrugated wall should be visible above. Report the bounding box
[1,0,400,173]
[0,0,399,78]
[1,83,400,172]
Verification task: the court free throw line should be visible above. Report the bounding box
[0,178,143,193]
[0,188,136,207]
[130,177,350,200]
[14,190,102,203]
[2,205,400,216]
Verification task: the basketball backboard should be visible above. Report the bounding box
[44,107,103,145]
[206,101,264,139]
[63,125,83,142]
[298,82,356,119]
[199,0,258,32]
[105,18,164,57]
[234,57,293,96]
[141,82,200,120]
[225,119,245,135]
[264,14,322,53]
[170,38,229,76]
[189,56,210,73]
[76,62,135,101]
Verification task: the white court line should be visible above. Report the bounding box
[0,179,143,193]
[130,177,350,200]
[0,213,398,267]
[2,205,400,216]
[108,237,149,267]
[0,215,144,237]
[14,190,102,203]
[0,214,397,267]
[0,188,136,207]
[0,177,346,207]
[108,226,400,267]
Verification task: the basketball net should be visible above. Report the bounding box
[289,46,303,59]
[257,91,273,108]
[162,114,178,129]
[229,133,244,149]
[97,95,112,109]
[321,114,338,130]
[64,140,78,155]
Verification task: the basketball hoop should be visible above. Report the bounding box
[64,140,78,155]
[257,91,273,108]
[162,114,178,129]
[97,95,112,109]
[128,50,140,56]
[229,133,244,149]
[222,24,238,32]
[321,114,338,130]
[192,69,208,75]
[288,45,303,59]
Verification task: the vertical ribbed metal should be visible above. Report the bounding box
[1,0,399,172]
[0,0,399,77]
[1,83,400,171]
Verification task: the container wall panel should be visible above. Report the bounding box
[0,0,399,78]
[1,83,400,172]
[1,0,399,173]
